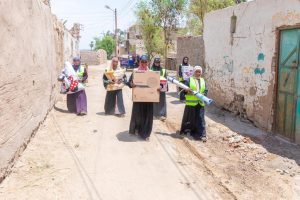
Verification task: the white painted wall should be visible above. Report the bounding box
[204,0,300,131]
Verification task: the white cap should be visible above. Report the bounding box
[194,66,202,73]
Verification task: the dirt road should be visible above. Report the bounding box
[0,65,233,200]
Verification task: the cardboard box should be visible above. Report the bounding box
[105,69,125,91]
[133,71,160,102]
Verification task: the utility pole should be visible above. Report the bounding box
[115,8,118,57]
[105,5,118,58]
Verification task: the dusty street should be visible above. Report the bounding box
[0,64,300,200]
[0,65,233,200]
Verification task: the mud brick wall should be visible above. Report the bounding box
[0,0,78,181]
[80,50,107,66]
[176,36,205,71]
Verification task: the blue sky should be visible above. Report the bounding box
[51,0,139,49]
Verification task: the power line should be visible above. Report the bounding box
[119,0,135,15]
[119,0,137,17]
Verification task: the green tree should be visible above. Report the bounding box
[178,14,202,36]
[189,0,236,33]
[135,0,187,62]
[89,41,94,51]
[136,1,164,59]
[150,0,187,63]
[117,29,127,43]
[94,35,116,59]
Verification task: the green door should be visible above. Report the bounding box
[276,29,300,143]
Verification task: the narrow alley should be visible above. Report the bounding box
[0,65,231,200]
[0,65,299,199]
[1,0,300,199]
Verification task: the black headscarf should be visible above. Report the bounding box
[151,57,161,71]
[182,56,189,65]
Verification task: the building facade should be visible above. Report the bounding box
[204,0,300,143]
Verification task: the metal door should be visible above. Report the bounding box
[276,29,300,142]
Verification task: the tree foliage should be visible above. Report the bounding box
[136,1,164,59]
[136,0,187,62]
[150,0,187,61]
[94,35,115,59]
[188,0,237,34]
[89,41,94,51]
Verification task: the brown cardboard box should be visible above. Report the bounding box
[105,69,125,91]
[133,71,160,102]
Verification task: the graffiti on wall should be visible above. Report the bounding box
[223,56,234,73]
[254,53,265,75]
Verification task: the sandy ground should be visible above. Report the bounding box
[165,72,300,200]
[0,65,233,200]
[0,64,299,200]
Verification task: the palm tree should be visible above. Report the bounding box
[89,41,94,51]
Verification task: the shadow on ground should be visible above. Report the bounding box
[54,105,71,114]
[206,105,300,166]
[96,112,106,116]
[169,100,183,105]
[155,132,184,140]
[167,92,179,99]
[116,131,144,142]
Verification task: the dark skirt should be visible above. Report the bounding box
[180,104,206,140]
[67,90,87,114]
[179,81,186,101]
[153,92,167,117]
[129,102,153,139]
[104,90,125,115]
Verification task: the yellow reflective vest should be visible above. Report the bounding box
[185,77,206,107]
[76,65,85,80]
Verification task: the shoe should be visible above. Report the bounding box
[145,137,150,141]
[177,130,185,135]
[80,112,87,115]
[160,116,166,122]
[193,136,202,141]
[201,137,207,142]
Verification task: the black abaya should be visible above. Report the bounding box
[104,90,125,115]
[127,73,154,139]
[103,73,126,115]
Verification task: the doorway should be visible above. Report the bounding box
[275,28,300,143]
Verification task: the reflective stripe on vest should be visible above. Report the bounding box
[160,68,166,80]
[185,77,206,106]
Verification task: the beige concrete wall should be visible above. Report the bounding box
[176,36,205,70]
[0,0,78,181]
[203,0,300,131]
[80,50,107,65]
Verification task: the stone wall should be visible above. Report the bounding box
[203,0,300,133]
[0,0,79,181]
[80,50,107,65]
[176,36,205,71]
[64,26,80,62]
